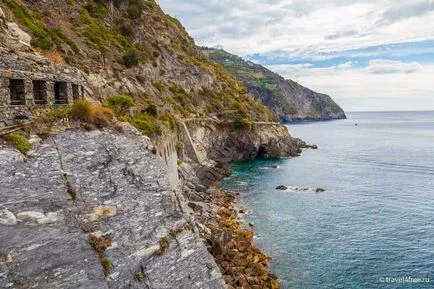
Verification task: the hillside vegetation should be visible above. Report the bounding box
[1,0,276,126]
[204,48,346,122]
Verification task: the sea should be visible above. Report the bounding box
[221,111,434,289]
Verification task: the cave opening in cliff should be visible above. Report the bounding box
[33,80,47,105]
[72,84,80,100]
[54,81,68,104]
[257,144,268,158]
[9,79,26,105]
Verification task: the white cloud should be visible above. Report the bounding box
[157,0,434,57]
[156,0,434,111]
[367,59,422,74]
[337,61,353,69]
[266,60,434,111]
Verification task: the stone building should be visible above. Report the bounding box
[0,49,84,123]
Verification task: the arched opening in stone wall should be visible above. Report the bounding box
[72,84,80,100]
[9,79,26,105]
[33,80,47,105]
[54,81,68,104]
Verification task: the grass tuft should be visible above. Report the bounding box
[88,234,112,277]
[155,236,170,256]
[3,132,32,154]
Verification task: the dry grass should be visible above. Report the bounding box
[71,100,115,128]
[88,106,115,128]
[88,234,113,277]
[39,50,66,64]
[155,236,170,256]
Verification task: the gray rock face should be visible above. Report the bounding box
[6,22,31,46]
[185,121,306,163]
[0,125,226,289]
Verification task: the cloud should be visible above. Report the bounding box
[380,0,434,23]
[337,61,353,69]
[265,60,434,111]
[157,0,434,57]
[325,30,361,40]
[156,0,434,111]
[367,59,422,74]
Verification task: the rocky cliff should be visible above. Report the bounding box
[0,125,227,289]
[204,48,346,122]
[0,120,304,289]
[0,1,309,288]
[0,0,276,123]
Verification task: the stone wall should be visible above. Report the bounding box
[0,49,84,122]
[152,133,180,189]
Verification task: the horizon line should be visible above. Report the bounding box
[346,110,434,113]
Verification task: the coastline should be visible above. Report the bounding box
[197,185,280,289]
[178,122,309,289]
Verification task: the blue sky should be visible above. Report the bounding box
[157,0,434,111]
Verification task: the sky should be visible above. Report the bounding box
[157,0,434,112]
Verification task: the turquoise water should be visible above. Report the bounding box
[221,111,434,289]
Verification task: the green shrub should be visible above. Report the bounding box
[169,85,186,95]
[3,132,32,154]
[84,3,108,19]
[120,112,177,137]
[126,1,145,19]
[38,107,72,132]
[106,95,135,115]
[118,22,134,39]
[5,0,78,52]
[144,104,158,116]
[120,114,162,136]
[120,49,140,68]
[158,113,178,131]
[152,82,165,93]
[135,75,146,84]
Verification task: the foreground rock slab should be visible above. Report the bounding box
[0,126,226,289]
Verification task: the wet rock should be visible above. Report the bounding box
[310,144,318,149]
[316,188,326,193]
[239,208,248,214]
[248,222,255,227]
[275,185,288,190]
